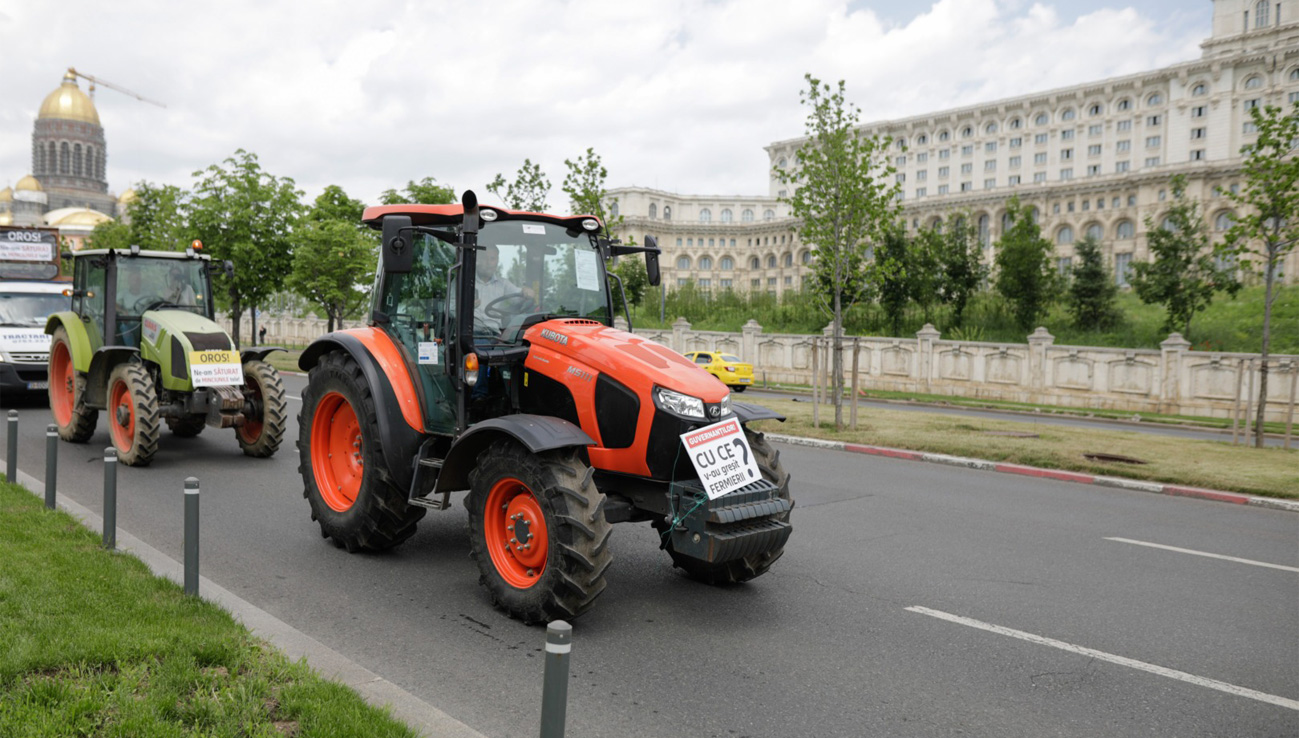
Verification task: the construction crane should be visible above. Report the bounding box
[67,67,166,108]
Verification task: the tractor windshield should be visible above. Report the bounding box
[472,220,609,339]
[115,257,211,319]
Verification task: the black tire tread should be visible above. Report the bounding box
[110,362,160,467]
[48,327,98,443]
[237,360,287,457]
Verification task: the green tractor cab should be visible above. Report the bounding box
[46,245,287,466]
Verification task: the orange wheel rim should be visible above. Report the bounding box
[311,392,363,512]
[109,378,135,453]
[238,370,263,443]
[484,477,548,588]
[50,341,74,426]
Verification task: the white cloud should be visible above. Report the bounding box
[0,0,1206,209]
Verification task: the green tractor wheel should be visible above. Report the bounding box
[107,363,160,466]
[236,360,287,457]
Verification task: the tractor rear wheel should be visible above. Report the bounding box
[298,351,425,551]
[107,363,160,466]
[48,326,97,442]
[237,360,287,457]
[466,441,612,623]
[652,427,791,585]
[166,415,206,437]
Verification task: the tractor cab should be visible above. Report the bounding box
[74,247,216,348]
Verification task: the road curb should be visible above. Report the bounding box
[764,433,1299,513]
[1,463,486,738]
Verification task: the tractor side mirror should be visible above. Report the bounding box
[643,235,661,287]
[224,260,234,278]
[381,215,414,274]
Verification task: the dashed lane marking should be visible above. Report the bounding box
[1105,537,1299,574]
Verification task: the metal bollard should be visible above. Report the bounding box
[539,620,572,738]
[6,410,17,483]
[44,424,57,510]
[103,447,117,549]
[184,477,200,596]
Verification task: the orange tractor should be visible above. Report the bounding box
[297,192,792,622]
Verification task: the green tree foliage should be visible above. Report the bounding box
[84,182,189,252]
[562,147,624,231]
[287,219,376,332]
[1067,235,1122,330]
[189,149,305,347]
[908,226,943,323]
[488,159,551,212]
[934,215,986,328]
[876,227,910,337]
[774,74,901,429]
[994,197,1056,332]
[1129,174,1239,337]
[379,177,455,205]
[610,255,649,317]
[1222,102,1299,447]
[309,184,367,224]
[85,220,130,251]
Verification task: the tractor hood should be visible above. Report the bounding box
[139,309,233,351]
[522,319,727,403]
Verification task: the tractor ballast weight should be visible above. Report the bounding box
[297,191,793,622]
[46,246,288,466]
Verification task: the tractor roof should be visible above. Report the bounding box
[71,248,210,262]
[362,203,601,232]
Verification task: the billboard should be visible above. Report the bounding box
[0,227,61,280]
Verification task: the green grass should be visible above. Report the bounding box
[0,480,418,738]
[746,396,1299,499]
[264,349,304,375]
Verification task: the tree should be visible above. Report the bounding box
[123,181,189,251]
[487,159,551,212]
[309,184,367,224]
[562,148,625,238]
[774,74,902,430]
[934,215,986,328]
[1067,235,1122,330]
[379,177,455,205]
[876,227,910,337]
[908,226,943,323]
[610,255,649,317]
[1129,174,1239,337]
[994,197,1056,332]
[1222,102,1299,447]
[288,220,376,332]
[85,220,130,251]
[189,149,305,347]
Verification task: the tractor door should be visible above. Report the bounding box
[376,231,459,435]
[73,256,106,352]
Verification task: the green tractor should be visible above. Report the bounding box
[45,244,287,466]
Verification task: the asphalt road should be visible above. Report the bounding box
[4,379,1297,737]
[744,387,1293,447]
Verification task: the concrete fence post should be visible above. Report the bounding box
[741,319,762,366]
[1027,327,1054,392]
[539,620,573,738]
[916,324,941,393]
[1159,332,1192,414]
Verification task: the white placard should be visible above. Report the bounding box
[417,341,439,365]
[574,249,600,292]
[189,350,243,387]
[680,418,761,499]
[522,224,546,235]
[0,238,55,262]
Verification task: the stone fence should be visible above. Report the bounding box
[227,313,1299,424]
[628,317,1299,425]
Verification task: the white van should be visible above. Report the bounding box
[0,281,70,395]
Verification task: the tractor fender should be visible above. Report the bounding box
[45,312,95,374]
[85,346,142,409]
[300,332,424,492]
[432,415,596,496]
[240,346,285,365]
[731,400,786,425]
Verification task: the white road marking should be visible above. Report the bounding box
[287,395,302,402]
[1105,537,1299,574]
[905,606,1299,711]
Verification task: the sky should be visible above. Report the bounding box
[0,0,1213,210]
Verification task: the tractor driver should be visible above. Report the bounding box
[473,244,533,334]
[165,265,197,306]
[116,264,148,314]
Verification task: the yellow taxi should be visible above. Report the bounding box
[684,350,754,392]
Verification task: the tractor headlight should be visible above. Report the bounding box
[654,387,705,419]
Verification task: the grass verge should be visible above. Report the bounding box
[0,480,418,738]
[745,397,1299,499]
[264,349,304,376]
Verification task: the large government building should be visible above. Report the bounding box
[1,69,134,247]
[609,0,1299,295]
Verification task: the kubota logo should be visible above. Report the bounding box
[540,328,569,345]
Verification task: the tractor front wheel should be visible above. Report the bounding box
[298,351,424,551]
[652,427,791,585]
[466,441,613,623]
[237,360,287,457]
[107,363,160,466]
[48,326,97,442]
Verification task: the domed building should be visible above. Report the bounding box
[1,69,123,239]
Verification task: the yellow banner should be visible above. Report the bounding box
[189,349,238,366]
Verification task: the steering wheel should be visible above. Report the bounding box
[484,292,535,320]
[131,295,173,313]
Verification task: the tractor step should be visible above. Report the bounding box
[409,493,452,510]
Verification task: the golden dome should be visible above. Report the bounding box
[0,186,11,202]
[0,213,12,226]
[15,175,43,192]
[118,188,137,204]
[38,70,100,125]
[44,207,113,228]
